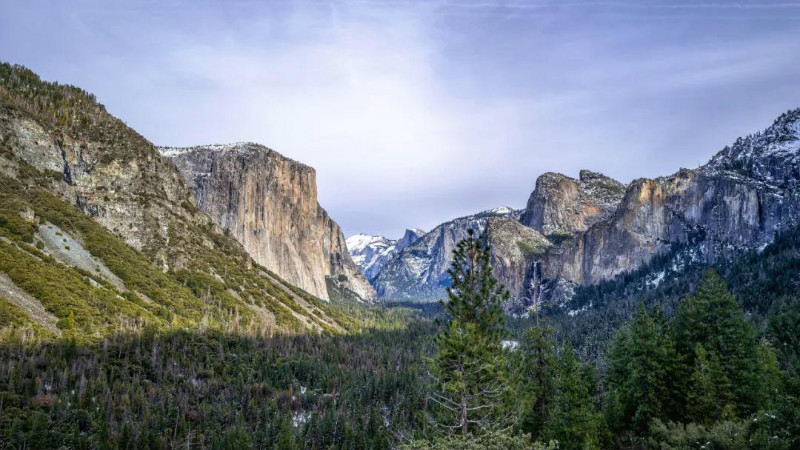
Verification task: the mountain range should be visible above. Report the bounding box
[1,61,799,336]
[348,110,800,316]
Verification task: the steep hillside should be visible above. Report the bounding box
[483,216,551,314]
[0,63,367,338]
[162,143,376,302]
[347,228,425,281]
[546,221,800,364]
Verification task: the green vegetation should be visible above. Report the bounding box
[0,223,799,449]
[426,229,510,435]
[0,297,33,328]
[1,60,375,337]
[1,62,799,449]
[0,321,433,450]
[0,152,380,337]
[517,240,546,259]
[546,232,573,245]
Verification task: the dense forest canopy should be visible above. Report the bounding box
[2,226,799,449]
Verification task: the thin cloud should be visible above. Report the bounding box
[1,0,798,237]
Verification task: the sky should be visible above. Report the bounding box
[1,0,800,238]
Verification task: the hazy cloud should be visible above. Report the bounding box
[1,0,799,237]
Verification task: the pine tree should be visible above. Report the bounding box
[544,341,605,450]
[428,229,510,436]
[686,343,731,424]
[515,325,556,441]
[605,304,680,437]
[672,269,762,416]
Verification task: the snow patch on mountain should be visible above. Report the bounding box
[371,206,521,300]
[346,229,426,281]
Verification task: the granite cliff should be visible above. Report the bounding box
[372,207,520,300]
[162,143,376,302]
[537,109,800,305]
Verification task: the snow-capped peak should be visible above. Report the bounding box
[485,206,515,215]
[346,229,426,281]
[346,234,392,253]
[158,142,261,158]
[702,108,800,187]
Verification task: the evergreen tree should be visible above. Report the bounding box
[544,341,605,450]
[515,325,556,441]
[672,269,762,416]
[605,304,680,437]
[428,229,510,436]
[686,343,731,424]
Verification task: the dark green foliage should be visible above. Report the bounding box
[514,325,556,441]
[601,270,796,448]
[544,341,606,449]
[428,229,511,435]
[685,344,731,424]
[672,270,762,417]
[0,321,433,450]
[400,430,558,450]
[605,304,681,437]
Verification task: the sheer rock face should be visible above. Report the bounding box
[484,216,550,300]
[540,109,800,296]
[521,170,627,237]
[163,143,375,302]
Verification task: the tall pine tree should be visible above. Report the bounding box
[672,269,762,417]
[605,304,681,437]
[428,229,510,436]
[515,325,556,441]
[544,341,605,450]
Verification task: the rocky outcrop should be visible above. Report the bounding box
[0,88,196,269]
[346,228,425,281]
[521,170,626,237]
[372,207,520,300]
[538,109,800,303]
[484,216,551,301]
[163,143,376,302]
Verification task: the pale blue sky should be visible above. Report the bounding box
[2,0,799,238]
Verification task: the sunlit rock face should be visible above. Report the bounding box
[535,109,800,303]
[163,142,376,302]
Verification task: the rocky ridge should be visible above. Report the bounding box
[364,109,800,311]
[0,62,363,335]
[520,170,627,237]
[538,109,800,306]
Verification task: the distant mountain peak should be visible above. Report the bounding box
[346,228,425,282]
[702,108,800,188]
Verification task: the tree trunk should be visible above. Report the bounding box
[461,393,468,436]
